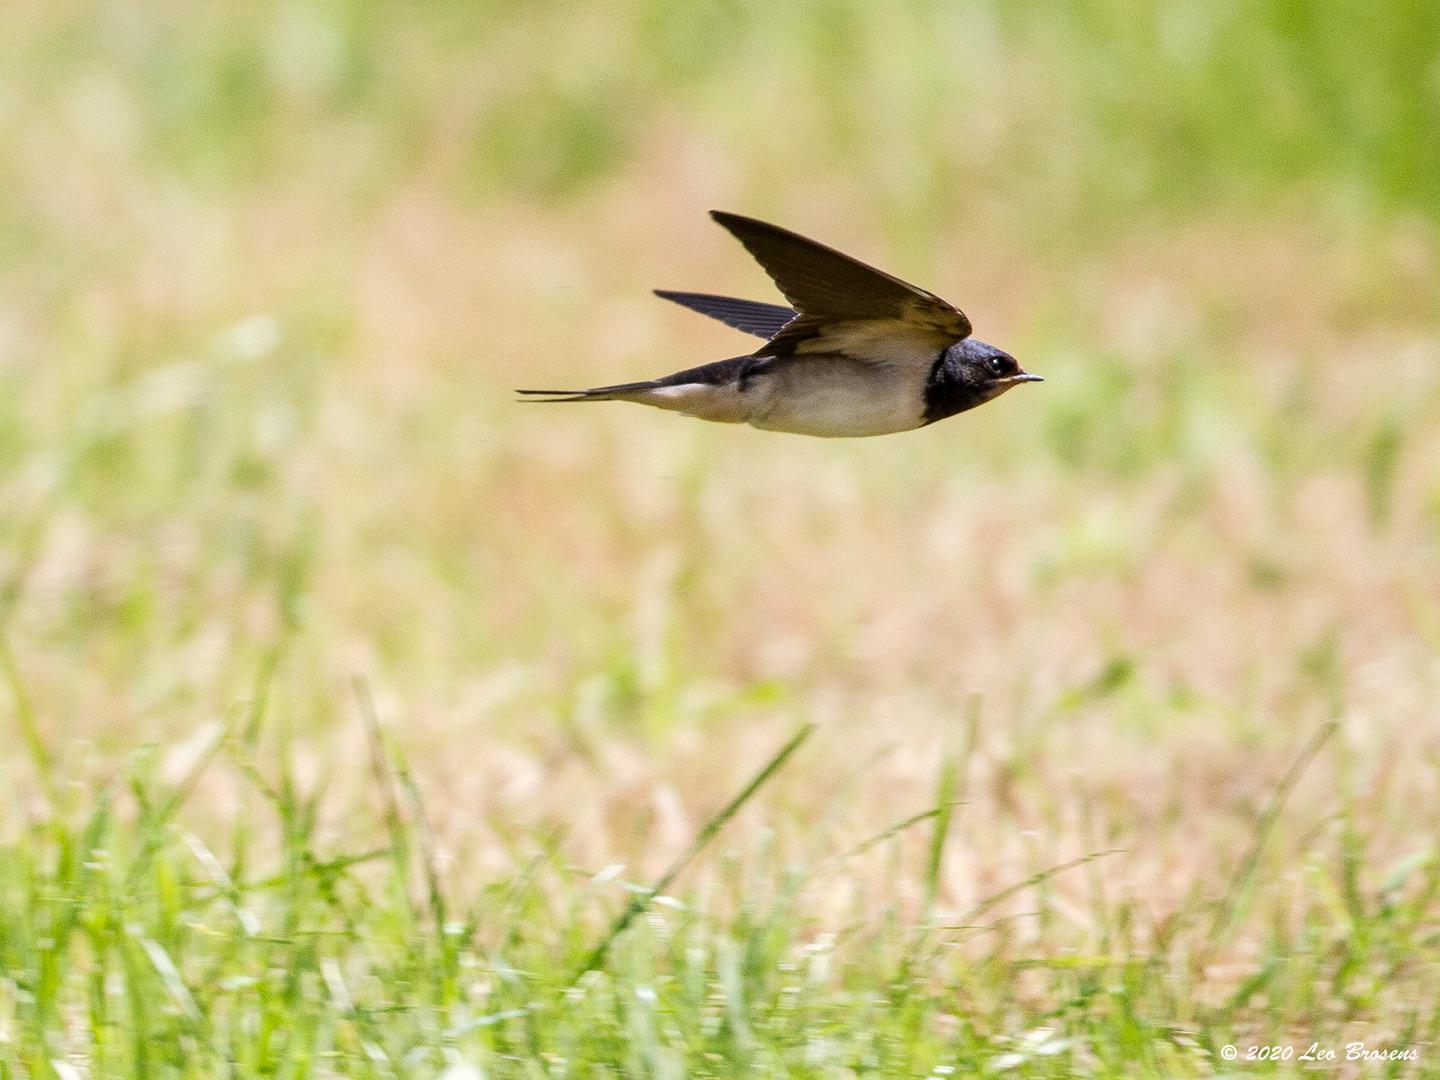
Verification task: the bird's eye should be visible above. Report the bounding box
[986,356,1010,376]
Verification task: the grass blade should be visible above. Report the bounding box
[573,722,815,981]
[1208,720,1338,939]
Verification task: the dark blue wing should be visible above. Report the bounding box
[653,290,797,340]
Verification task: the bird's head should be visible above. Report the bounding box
[943,338,1043,404]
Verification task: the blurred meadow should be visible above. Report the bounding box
[2,1,1440,1075]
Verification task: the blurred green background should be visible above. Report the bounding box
[2,0,1439,776]
[9,1,1440,222]
[3,0,1437,714]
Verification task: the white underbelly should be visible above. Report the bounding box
[744,357,927,438]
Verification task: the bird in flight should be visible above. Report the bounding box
[517,211,1041,438]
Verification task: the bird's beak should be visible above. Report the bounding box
[1010,372,1044,384]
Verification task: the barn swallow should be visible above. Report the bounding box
[517,211,1041,438]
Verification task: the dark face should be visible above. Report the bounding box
[923,339,1042,423]
[949,339,1041,399]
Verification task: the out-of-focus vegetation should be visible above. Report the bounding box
[1,1,1439,1075]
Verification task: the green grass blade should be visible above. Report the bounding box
[573,723,815,981]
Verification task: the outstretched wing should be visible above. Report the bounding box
[653,290,797,340]
[710,210,971,362]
